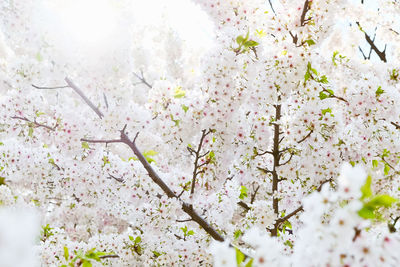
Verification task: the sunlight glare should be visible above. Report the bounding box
[48,0,118,46]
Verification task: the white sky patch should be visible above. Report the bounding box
[33,0,214,74]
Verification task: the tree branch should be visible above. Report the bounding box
[300,0,311,26]
[83,127,225,242]
[65,77,104,119]
[297,129,313,144]
[190,129,211,195]
[10,116,57,131]
[133,70,152,89]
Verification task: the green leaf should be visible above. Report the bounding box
[245,30,249,41]
[81,142,90,149]
[319,91,328,100]
[82,261,92,267]
[332,51,339,66]
[174,87,186,98]
[239,186,248,200]
[36,52,43,62]
[143,150,158,164]
[319,75,329,84]
[64,246,69,261]
[311,67,318,76]
[358,206,375,219]
[0,177,5,185]
[244,40,259,47]
[28,127,34,137]
[375,86,384,97]
[129,235,134,241]
[236,35,245,44]
[235,248,245,265]
[187,230,194,236]
[153,250,162,257]
[360,175,372,200]
[234,229,242,239]
[244,258,254,267]
[304,72,311,82]
[325,89,334,95]
[384,163,390,176]
[372,159,378,169]
[181,104,189,113]
[305,39,316,46]
[134,236,141,244]
[321,108,332,115]
[368,195,397,208]
[35,111,45,117]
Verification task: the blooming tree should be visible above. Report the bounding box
[0,0,400,266]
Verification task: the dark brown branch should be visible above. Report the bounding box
[272,104,281,220]
[356,22,387,62]
[300,0,311,26]
[250,185,260,204]
[108,174,124,183]
[83,128,225,242]
[391,121,400,130]
[257,167,273,174]
[176,218,193,223]
[190,129,211,195]
[271,178,332,235]
[238,201,250,211]
[99,255,120,259]
[274,206,304,229]
[65,77,104,119]
[322,88,348,103]
[11,116,57,131]
[297,129,313,144]
[279,152,294,166]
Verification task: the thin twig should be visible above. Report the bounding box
[32,84,69,89]
[11,116,57,131]
[83,127,225,242]
[65,77,104,119]
[133,70,152,89]
[190,129,211,195]
[297,129,313,144]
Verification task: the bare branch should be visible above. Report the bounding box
[11,116,57,131]
[65,77,104,119]
[190,129,211,195]
[300,0,311,26]
[133,70,152,89]
[81,138,122,145]
[391,121,400,130]
[268,0,276,14]
[274,206,304,228]
[108,173,125,183]
[32,84,69,90]
[99,255,120,259]
[297,129,313,144]
[357,22,387,62]
[322,88,348,103]
[279,152,294,166]
[250,185,260,204]
[238,201,250,211]
[85,127,225,242]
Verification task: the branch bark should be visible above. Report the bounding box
[83,126,225,242]
[11,116,57,131]
[190,129,211,195]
